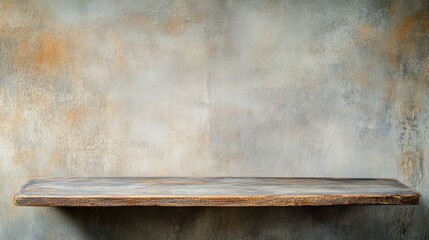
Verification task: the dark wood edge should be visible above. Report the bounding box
[14,194,420,207]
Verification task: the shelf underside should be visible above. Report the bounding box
[14,177,420,207]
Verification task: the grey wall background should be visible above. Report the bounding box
[1,0,428,239]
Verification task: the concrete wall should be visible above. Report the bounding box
[1,0,428,239]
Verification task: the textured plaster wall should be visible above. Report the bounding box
[1,0,428,239]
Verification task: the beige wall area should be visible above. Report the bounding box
[1,0,428,239]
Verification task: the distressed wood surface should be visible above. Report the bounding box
[14,177,420,207]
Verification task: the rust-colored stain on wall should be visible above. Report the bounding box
[34,33,70,75]
[0,0,428,239]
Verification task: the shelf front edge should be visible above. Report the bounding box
[14,194,420,207]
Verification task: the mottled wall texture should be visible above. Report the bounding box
[1,0,428,239]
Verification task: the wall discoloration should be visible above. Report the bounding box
[34,33,70,75]
[1,0,428,239]
[65,105,88,127]
[400,149,424,188]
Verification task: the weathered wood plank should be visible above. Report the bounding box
[14,178,420,207]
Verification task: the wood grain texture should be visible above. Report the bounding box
[14,178,420,207]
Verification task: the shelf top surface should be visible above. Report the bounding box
[15,177,420,207]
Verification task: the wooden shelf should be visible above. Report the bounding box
[14,177,419,207]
